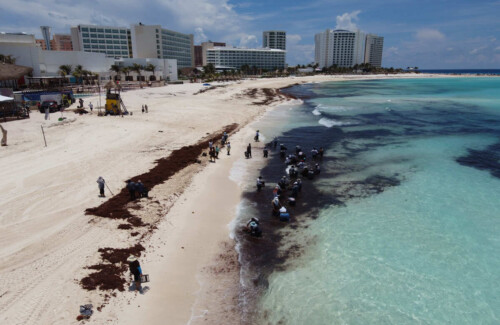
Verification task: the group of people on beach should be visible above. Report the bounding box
[141,104,149,113]
[246,135,324,237]
[208,131,232,162]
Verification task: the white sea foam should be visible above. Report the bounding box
[318,117,350,128]
[312,107,322,116]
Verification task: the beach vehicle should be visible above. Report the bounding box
[39,100,59,113]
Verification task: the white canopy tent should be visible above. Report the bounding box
[0,95,14,102]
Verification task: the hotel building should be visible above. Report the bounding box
[263,31,286,50]
[71,25,132,58]
[36,34,73,51]
[364,34,384,67]
[314,29,366,68]
[206,47,286,70]
[131,24,194,68]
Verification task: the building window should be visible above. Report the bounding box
[112,29,119,33]
[120,30,127,34]
[83,39,90,43]
[82,33,89,37]
[90,28,96,32]
[105,29,111,33]
[81,27,89,32]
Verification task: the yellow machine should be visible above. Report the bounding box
[104,81,128,115]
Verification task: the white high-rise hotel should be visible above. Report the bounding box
[315,29,384,68]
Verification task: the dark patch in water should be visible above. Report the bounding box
[456,141,500,179]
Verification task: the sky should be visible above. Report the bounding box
[1,0,499,68]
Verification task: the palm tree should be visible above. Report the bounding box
[0,54,16,64]
[109,64,122,81]
[144,63,157,81]
[59,64,72,77]
[73,65,84,84]
[122,67,131,81]
[131,63,143,81]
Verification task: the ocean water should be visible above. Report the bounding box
[235,78,500,324]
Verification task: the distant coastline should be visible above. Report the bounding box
[415,69,500,75]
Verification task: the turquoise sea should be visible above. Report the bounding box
[236,78,500,324]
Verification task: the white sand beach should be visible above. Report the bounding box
[0,73,462,325]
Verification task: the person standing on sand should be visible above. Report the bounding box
[89,102,93,112]
[126,180,136,200]
[215,145,220,158]
[263,146,269,158]
[208,141,213,150]
[247,143,252,158]
[142,105,144,114]
[44,107,50,120]
[96,176,105,197]
[127,255,143,292]
[145,104,148,113]
[226,142,231,155]
[0,124,7,146]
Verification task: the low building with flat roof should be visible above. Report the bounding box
[206,47,286,70]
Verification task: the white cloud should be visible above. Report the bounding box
[194,27,208,43]
[238,34,258,47]
[335,10,361,31]
[287,34,302,43]
[469,46,486,55]
[415,28,445,42]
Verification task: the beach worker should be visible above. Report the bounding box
[279,206,290,222]
[263,147,269,158]
[145,104,148,113]
[89,102,93,112]
[136,180,148,198]
[314,163,321,175]
[215,145,220,158]
[44,106,50,120]
[246,143,252,158]
[297,178,302,192]
[256,176,265,191]
[254,130,260,142]
[126,180,136,201]
[0,124,7,146]
[246,217,262,237]
[291,182,299,198]
[226,142,231,155]
[127,255,143,292]
[96,176,105,197]
[272,196,281,216]
[311,147,318,159]
[142,105,145,113]
[209,147,216,162]
[272,185,280,197]
[319,147,324,158]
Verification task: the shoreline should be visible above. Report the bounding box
[0,73,490,325]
